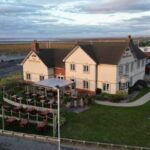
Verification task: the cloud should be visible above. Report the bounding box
[79,0,150,13]
[0,0,150,38]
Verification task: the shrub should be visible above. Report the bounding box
[134,80,147,89]
[60,116,66,126]
[95,92,125,102]
[63,96,71,104]
[111,94,124,102]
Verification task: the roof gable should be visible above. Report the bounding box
[63,45,96,64]
[22,50,48,68]
[129,42,146,59]
[21,51,36,65]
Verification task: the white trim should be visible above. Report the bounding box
[22,50,49,69]
[63,46,79,62]
[63,45,96,64]
[20,50,34,65]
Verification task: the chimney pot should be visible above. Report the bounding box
[31,40,39,51]
[128,35,133,42]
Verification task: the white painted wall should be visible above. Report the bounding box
[97,64,117,94]
[23,51,54,82]
[117,48,145,92]
[65,47,96,92]
[139,47,150,52]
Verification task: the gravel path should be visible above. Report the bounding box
[95,92,150,107]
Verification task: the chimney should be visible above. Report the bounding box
[31,40,39,51]
[128,35,133,42]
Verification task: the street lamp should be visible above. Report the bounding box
[2,86,5,131]
[56,85,60,150]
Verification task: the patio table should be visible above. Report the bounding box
[11,95,17,100]
[26,98,32,104]
[25,92,29,95]
[71,96,78,99]
[39,95,45,99]
[32,93,37,97]
[26,107,36,113]
[48,99,55,108]
[17,97,23,103]
[39,110,50,116]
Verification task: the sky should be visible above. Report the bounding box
[0,0,150,39]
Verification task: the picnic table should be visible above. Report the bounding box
[48,99,55,108]
[19,119,29,128]
[32,93,37,97]
[39,95,45,99]
[13,106,21,112]
[5,117,17,125]
[39,110,50,116]
[25,92,29,96]
[26,107,36,113]
[26,98,32,104]
[40,99,46,107]
[17,97,23,103]
[11,95,17,100]
[37,121,48,131]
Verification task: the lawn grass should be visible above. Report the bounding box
[61,103,150,147]
[0,73,22,87]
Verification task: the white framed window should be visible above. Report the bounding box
[137,60,140,69]
[125,64,129,73]
[142,59,145,67]
[83,65,89,73]
[39,75,44,81]
[119,82,129,90]
[70,64,75,71]
[83,80,89,89]
[57,75,64,80]
[103,83,109,91]
[71,79,76,89]
[26,73,31,80]
[131,62,134,72]
[119,65,123,74]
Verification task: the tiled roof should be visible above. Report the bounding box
[36,48,71,68]
[34,38,146,68]
[80,41,129,64]
[129,42,146,59]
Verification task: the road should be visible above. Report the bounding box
[0,60,22,78]
[0,135,78,150]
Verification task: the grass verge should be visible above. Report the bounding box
[61,103,150,147]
